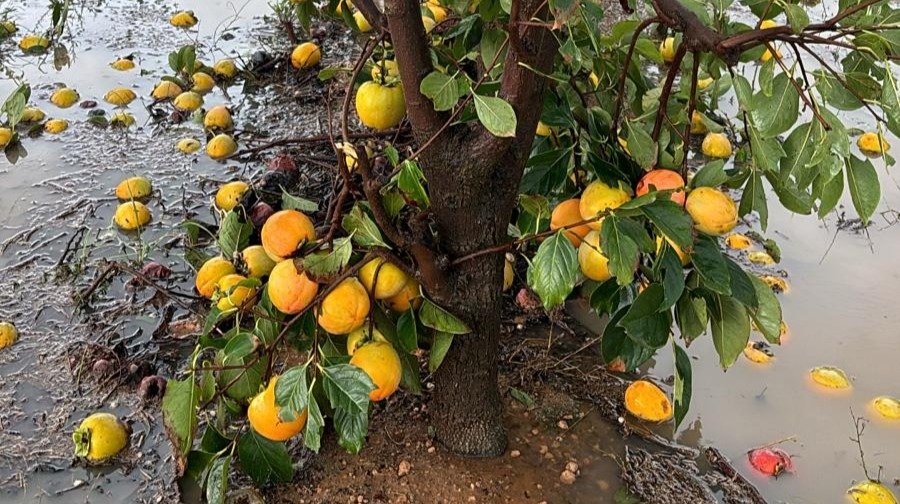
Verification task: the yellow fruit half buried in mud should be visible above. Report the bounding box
[215,274,256,313]
[109,111,136,127]
[358,258,408,300]
[350,341,401,401]
[248,376,307,442]
[191,72,216,94]
[0,128,12,148]
[659,37,676,63]
[347,326,388,355]
[241,245,276,278]
[847,481,898,504]
[173,91,203,112]
[726,233,752,250]
[20,107,45,123]
[261,209,317,262]
[114,201,151,230]
[19,34,49,53]
[291,42,321,69]
[685,187,738,236]
[701,132,732,159]
[104,87,136,107]
[115,176,152,201]
[356,81,406,131]
[354,12,373,32]
[50,87,79,108]
[213,59,237,79]
[385,280,422,312]
[318,278,370,334]
[267,259,319,314]
[0,321,18,350]
[858,132,890,155]
[196,257,237,299]
[809,366,851,389]
[503,255,515,291]
[872,396,900,420]
[44,119,68,134]
[579,180,631,230]
[624,380,673,422]
[204,105,233,131]
[0,20,17,38]
[578,230,613,282]
[743,341,774,364]
[170,10,198,28]
[72,412,129,462]
[215,181,249,211]
[176,137,201,154]
[151,81,183,100]
[759,274,789,293]
[690,110,707,134]
[206,133,237,160]
[110,57,135,71]
[748,250,775,265]
[371,60,399,82]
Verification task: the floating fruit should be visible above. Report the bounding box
[206,133,237,160]
[114,201,151,230]
[659,37,676,63]
[358,258,408,300]
[191,72,216,94]
[204,105,233,131]
[241,245,276,279]
[748,250,775,265]
[847,480,898,504]
[579,180,631,229]
[72,413,130,462]
[347,326,388,355]
[858,132,890,155]
[104,87,137,107]
[213,59,237,79]
[747,447,793,477]
[318,278,370,335]
[701,132,732,158]
[109,111,135,126]
[578,230,613,281]
[19,34,49,53]
[248,376,307,441]
[170,10,198,28]
[872,396,900,420]
[355,81,406,131]
[350,341,402,401]
[173,91,203,112]
[20,107,45,123]
[151,81,183,100]
[759,275,789,293]
[215,274,256,313]
[115,176,152,201]
[0,20,17,38]
[743,341,774,364]
[725,233,752,250]
[44,119,68,134]
[176,137,201,154]
[0,128,12,148]
[809,366,851,389]
[214,181,249,211]
[196,257,237,299]
[110,57,135,71]
[0,321,18,350]
[50,87,79,108]
[385,280,422,312]
[624,380,673,422]
[635,169,686,206]
[261,209,317,262]
[291,42,321,69]
[267,260,319,314]
[550,198,591,246]
[685,187,738,236]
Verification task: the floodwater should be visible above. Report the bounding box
[0,0,897,503]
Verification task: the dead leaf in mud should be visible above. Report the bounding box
[129,262,172,286]
[747,447,794,477]
[268,153,297,172]
[167,318,201,339]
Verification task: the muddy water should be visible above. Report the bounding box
[0,1,898,503]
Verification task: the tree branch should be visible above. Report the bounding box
[354,0,386,33]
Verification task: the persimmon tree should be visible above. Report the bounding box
[158,0,900,495]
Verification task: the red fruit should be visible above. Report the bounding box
[748,447,794,477]
[249,202,275,228]
[636,169,686,206]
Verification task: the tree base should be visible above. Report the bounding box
[434,416,507,458]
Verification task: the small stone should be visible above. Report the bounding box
[427,446,436,454]
[557,420,569,430]
[560,469,577,485]
[531,428,539,435]
[565,461,579,473]
[539,445,549,454]
[397,460,411,477]
[510,450,521,458]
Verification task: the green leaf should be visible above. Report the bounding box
[626,121,657,170]
[304,392,325,452]
[205,455,230,504]
[752,73,800,137]
[709,294,750,369]
[397,160,430,207]
[509,387,535,408]
[657,244,686,310]
[672,342,692,429]
[690,234,731,295]
[429,331,454,373]
[274,364,309,422]
[748,275,783,344]
[600,213,640,286]
[641,200,693,249]
[845,155,880,224]
[419,299,471,334]
[323,363,375,414]
[473,94,517,138]
[372,306,422,394]
[396,309,418,353]
[675,291,708,344]
[817,171,844,218]
[691,160,727,188]
[333,407,369,454]
[301,236,352,276]
[526,232,579,309]
[420,71,463,111]
[342,203,390,249]
[2,84,29,129]
[739,170,769,229]
[620,284,672,349]
[726,258,758,310]
[217,211,252,257]
[162,377,200,459]
[237,430,293,486]
[282,190,318,212]
[784,4,810,32]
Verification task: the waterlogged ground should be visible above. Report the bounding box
[0,0,898,503]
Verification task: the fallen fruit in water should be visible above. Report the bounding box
[170,10,198,28]
[725,233,752,250]
[847,480,898,504]
[291,42,321,69]
[347,326,388,355]
[318,278,370,334]
[213,59,237,79]
[578,230,613,282]
[358,257,409,299]
[215,274,256,313]
[0,128,12,148]
[137,375,167,401]
[0,20,17,38]
[248,376,307,441]
[350,341,402,401]
[206,134,237,160]
[659,37,676,63]
[110,57,135,71]
[550,198,591,246]
[196,257,237,299]
[579,180,631,229]
[109,111,135,127]
[624,380,673,422]
[50,87,79,108]
[104,87,137,107]
[385,279,422,312]
[858,132,890,156]
[173,91,203,112]
[809,366,851,389]
[151,81,182,100]
[113,201,151,230]
[701,132,733,158]
[261,209,317,262]
[0,321,18,350]
[115,176,152,201]
[872,396,900,420]
[759,275,789,293]
[191,72,216,94]
[356,81,406,131]
[176,137,201,153]
[44,119,68,134]
[215,181,249,211]
[747,447,793,477]
[685,186,738,236]
[19,34,50,53]
[635,169,686,206]
[748,250,775,265]
[267,260,319,314]
[204,105,233,131]
[72,413,130,462]
[241,245,276,279]
[743,341,774,364]
[20,106,45,122]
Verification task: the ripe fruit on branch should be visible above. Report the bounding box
[152,81,182,100]
[204,105,234,131]
[550,199,591,246]
[215,274,256,313]
[267,260,318,314]
[356,81,406,131]
[248,377,307,441]
[241,245,276,278]
[685,187,738,236]
[215,181,249,211]
[701,132,732,159]
[579,180,631,229]
[577,231,612,282]
[261,209,317,262]
[318,278,370,334]
[385,280,422,312]
[350,341,402,401]
[170,11,198,28]
[635,169,686,206]
[196,257,237,299]
[858,132,890,155]
[347,326,387,355]
[358,258,408,299]
[291,42,321,69]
